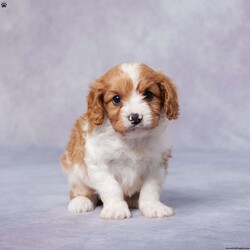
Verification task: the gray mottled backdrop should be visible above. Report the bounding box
[1,0,250,150]
[1,2,250,249]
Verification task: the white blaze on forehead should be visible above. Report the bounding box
[120,62,141,89]
[120,62,152,129]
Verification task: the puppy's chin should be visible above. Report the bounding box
[124,129,151,139]
[121,125,154,139]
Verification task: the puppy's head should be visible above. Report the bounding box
[87,62,179,137]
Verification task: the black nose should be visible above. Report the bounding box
[128,113,143,125]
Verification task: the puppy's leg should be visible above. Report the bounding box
[68,183,98,213]
[89,169,131,220]
[139,168,173,218]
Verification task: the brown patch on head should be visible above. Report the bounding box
[137,64,163,128]
[137,64,179,121]
[87,65,134,134]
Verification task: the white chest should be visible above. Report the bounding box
[85,120,165,196]
[108,151,149,196]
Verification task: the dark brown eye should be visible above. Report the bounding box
[112,95,121,105]
[143,90,154,101]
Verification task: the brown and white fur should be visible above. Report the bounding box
[61,62,179,220]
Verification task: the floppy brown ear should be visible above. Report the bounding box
[158,73,179,120]
[87,81,105,129]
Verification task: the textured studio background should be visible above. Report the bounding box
[1,0,250,150]
[1,2,250,249]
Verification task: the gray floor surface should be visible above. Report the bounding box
[0,147,249,250]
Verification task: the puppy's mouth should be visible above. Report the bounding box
[123,124,152,138]
[128,123,145,130]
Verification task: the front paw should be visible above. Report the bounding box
[140,201,174,218]
[100,201,131,220]
[68,196,94,213]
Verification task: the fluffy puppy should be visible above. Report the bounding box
[61,62,179,219]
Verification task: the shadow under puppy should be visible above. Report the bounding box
[61,62,179,219]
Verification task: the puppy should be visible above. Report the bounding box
[61,62,179,219]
